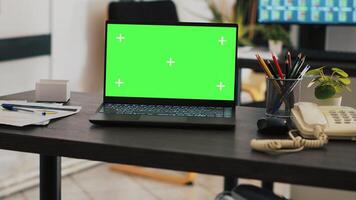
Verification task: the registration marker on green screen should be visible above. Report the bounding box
[105,23,237,101]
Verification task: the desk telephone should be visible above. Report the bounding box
[251,102,356,153]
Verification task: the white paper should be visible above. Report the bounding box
[0,110,48,127]
[0,101,81,127]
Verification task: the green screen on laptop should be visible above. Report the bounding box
[105,23,237,101]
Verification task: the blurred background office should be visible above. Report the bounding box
[0,0,356,199]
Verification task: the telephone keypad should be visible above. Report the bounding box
[329,110,356,124]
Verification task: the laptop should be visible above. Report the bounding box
[90,21,238,128]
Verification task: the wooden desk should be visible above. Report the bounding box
[0,91,356,200]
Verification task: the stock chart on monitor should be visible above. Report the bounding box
[105,23,237,101]
[258,0,356,24]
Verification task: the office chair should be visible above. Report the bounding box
[107,0,197,185]
[215,185,287,200]
[108,0,179,23]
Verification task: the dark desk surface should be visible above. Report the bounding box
[0,91,356,191]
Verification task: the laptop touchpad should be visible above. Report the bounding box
[139,116,188,122]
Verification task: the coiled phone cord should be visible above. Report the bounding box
[250,125,328,154]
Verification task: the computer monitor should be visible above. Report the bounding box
[258,0,356,24]
[257,0,356,61]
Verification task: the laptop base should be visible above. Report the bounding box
[89,109,235,129]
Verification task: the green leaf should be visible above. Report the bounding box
[332,67,349,78]
[315,85,336,99]
[307,77,321,88]
[338,77,351,85]
[307,81,316,88]
[321,76,332,83]
[334,85,343,93]
[306,67,324,76]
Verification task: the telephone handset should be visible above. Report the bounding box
[292,102,327,130]
[292,102,356,140]
[251,102,356,154]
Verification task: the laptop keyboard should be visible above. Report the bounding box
[101,103,232,118]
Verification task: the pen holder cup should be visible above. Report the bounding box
[265,77,302,119]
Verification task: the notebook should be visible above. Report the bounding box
[90,21,238,128]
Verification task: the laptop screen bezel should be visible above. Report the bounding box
[103,21,238,107]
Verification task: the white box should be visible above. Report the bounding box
[35,80,70,102]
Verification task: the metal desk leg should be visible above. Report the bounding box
[224,176,238,191]
[262,181,274,191]
[40,155,61,200]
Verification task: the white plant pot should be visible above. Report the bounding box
[268,40,283,56]
[316,96,342,106]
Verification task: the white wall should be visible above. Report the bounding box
[0,57,50,95]
[0,0,51,96]
[50,0,236,93]
[51,0,113,92]
[0,0,50,39]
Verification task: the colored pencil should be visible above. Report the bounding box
[256,54,288,107]
[256,54,273,78]
[295,55,306,75]
[271,53,284,79]
[285,60,289,79]
[271,65,311,113]
[266,60,279,78]
[280,65,310,101]
[289,53,302,78]
[287,51,292,77]
[256,54,283,92]
[255,55,269,76]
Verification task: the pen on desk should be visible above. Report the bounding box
[2,105,33,113]
[271,53,284,79]
[1,103,77,112]
[1,104,46,115]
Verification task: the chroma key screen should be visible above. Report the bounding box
[104,23,237,101]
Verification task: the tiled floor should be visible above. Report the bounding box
[2,164,223,200]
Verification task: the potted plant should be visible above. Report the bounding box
[306,67,351,106]
[261,25,291,56]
